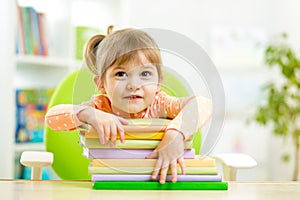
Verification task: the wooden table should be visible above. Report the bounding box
[1,180,300,200]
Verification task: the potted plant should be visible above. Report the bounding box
[253,33,300,181]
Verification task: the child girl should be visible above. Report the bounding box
[45,27,213,184]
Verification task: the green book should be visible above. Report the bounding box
[80,135,193,149]
[93,181,228,190]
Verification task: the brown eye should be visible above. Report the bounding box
[115,71,127,77]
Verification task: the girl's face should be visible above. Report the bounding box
[100,51,160,114]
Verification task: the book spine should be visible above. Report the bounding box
[83,148,195,159]
[93,181,228,190]
[91,158,216,167]
[92,174,222,182]
[88,166,218,174]
[37,13,48,56]
[21,7,33,55]
[81,130,165,140]
[16,5,25,54]
[29,7,40,55]
[80,136,193,149]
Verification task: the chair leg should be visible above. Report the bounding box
[31,166,42,180]
[222,164,237,181]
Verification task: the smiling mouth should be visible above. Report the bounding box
[124,95,143,100]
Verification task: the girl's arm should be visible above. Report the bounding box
[45,101,128,146]
[148,94,213,184]
[166,96,213,140]
[45,103,94,131]
[150,91,213,137]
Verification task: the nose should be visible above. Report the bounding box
[127,77,141,90]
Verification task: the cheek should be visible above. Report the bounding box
[145,85,159,99]
[105,81,126,97]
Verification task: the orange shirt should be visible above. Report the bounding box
[45,91,188,131]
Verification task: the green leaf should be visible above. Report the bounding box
[281,153,290,163]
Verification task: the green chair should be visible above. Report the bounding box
[44,67,202,180]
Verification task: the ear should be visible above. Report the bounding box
[93,76,106,94]
[157,82,161,92]
[157,77,162,91]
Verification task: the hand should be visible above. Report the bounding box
[146,129,186,184]
[77,107,128,146]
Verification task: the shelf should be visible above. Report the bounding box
[14,143,45,152]
[16,55,82,69]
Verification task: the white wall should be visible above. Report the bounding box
[119,0,300,181]
[9,0,300,181]
[0,0,15,178]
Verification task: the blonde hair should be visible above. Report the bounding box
[83,27,163,82]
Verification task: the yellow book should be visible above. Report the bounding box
[80,129,165,140]
[80,118,193,140]
[125,118,171,126]
[91,156,216,168]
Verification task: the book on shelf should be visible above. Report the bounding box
[16,5,48,56]
[15,88,54,143]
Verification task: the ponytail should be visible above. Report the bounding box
[83,34,105,75]
[83,25,114,75]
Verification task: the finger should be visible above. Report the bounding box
[146,150,158,159]
[118,117,129,125]
[103,124,111,142]
[178,157,186,175]
[114,116,126,143]
[110,125,117,147]
[116,124,125,144]
[159,161,169,184]
[95,126,105,144]
[152,158,162,180]
[170,161,178,183]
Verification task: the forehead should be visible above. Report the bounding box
[113,51,155,69]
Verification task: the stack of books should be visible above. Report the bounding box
[79,119,228,190]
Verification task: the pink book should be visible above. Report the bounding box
[83,148,195,159]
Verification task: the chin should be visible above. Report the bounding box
[125,106,146,114]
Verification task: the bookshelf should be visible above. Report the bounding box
[0,0,122,179]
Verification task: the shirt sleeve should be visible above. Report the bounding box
[149,91,191,118]
[166,96,213,140]
[45,101,95,131]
